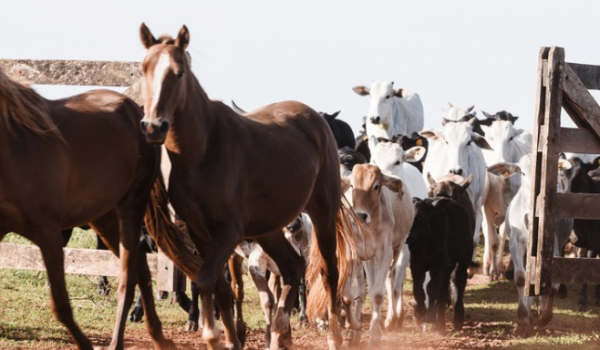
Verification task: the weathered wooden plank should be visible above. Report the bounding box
[531,47,563,296]
[567,62,600,90]
[156,251,185,292]
[555,192,600,219]
[0,59,141,87]
[559,127,600,154]
[526,47,550,297]
[0,243,157,278]
[552,257,600,284]
[563,64,600,140]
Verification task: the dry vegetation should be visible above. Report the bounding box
[0,230,599,349]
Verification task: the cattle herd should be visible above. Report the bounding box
[1,24,599,350]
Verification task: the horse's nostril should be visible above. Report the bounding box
[159,121,170,133]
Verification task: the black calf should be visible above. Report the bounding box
[407,197,474,332]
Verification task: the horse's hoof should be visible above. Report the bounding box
[236,321,247,346]
[186,321,199,332]
[157,339,178,350]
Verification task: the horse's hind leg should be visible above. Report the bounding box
[247,250,274,348]
[257,232,305,350]
[35,228,92,350]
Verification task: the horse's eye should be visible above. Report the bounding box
[176,70,185,79]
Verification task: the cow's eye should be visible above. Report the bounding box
[374,184,380,191]
[509,136,514,141]
[467,141,472,146]
[394,161,401,166]
[385,95,391,99]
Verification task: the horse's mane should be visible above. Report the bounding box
[0,68,63,140]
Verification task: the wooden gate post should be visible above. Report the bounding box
[527,47,564,296]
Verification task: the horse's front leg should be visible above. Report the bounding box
[194,223,242,350]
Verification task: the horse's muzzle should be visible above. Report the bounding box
[140,120,169,144]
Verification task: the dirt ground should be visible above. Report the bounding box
[101,274,594,350]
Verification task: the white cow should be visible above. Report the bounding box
[341,164,414,346]
[488,154,571,335]
[353,81,424,139]
[479,112,532,279]
[420,115,491,263]
[368,136,427,328]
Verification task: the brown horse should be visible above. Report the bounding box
[138,23,352,350]
[0,68,195,349]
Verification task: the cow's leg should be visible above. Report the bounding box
[348,261,366,347]
[364,246,393,346]
[386,244,410,330]
[511,229,532,337]
[257,233,305,350]
[497,221,509,276]
[453,261,469,330]
[228,254,247,345]
[538,284,558,328]
[425,264,446,332]
[483,205,500,280]
[247,246,274,348]
[471,205,484,278]
[411,264,427,327]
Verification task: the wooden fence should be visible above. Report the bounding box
[0,59,184,292]
[527,47,600,296]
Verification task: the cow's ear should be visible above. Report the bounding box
[382,174,403,196]
[412,197,422,206]
[471,133,493,150]
[404,146,426,163]
[353,86,370,96]
[593,156,600,169]
[482,111,493,118]
[510,115,519,124]
[394,88,404,98]
[558,159,573,171]
[431,197,451,211]
[426,172,436,186]
[419,130,441,141]
[488,162,520,178]
[460,174,473,192]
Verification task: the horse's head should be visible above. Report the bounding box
[138,23,190,144]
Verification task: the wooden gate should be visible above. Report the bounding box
[528,47,600,296]
[0,59,184,292]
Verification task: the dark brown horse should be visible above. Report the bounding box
[138,23,352,350]
[0,68,196,349]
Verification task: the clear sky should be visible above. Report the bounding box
[3,0,599,134]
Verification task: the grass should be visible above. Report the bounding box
[0,232,599,349]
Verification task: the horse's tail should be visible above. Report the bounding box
[306,197,358,321]
[143,173,202,279]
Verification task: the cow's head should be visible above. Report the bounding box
[353,81,402,126]
[369,136,425,178]
[427,173,473,201]
[346,164,403,224]
[338,146,367,178]
[480,118,529,164]
[440,117,492,176]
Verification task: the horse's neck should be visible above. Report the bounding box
[165,76,215,167]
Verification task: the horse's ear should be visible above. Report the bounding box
[175,25,190,50]
[140,23,158,49]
